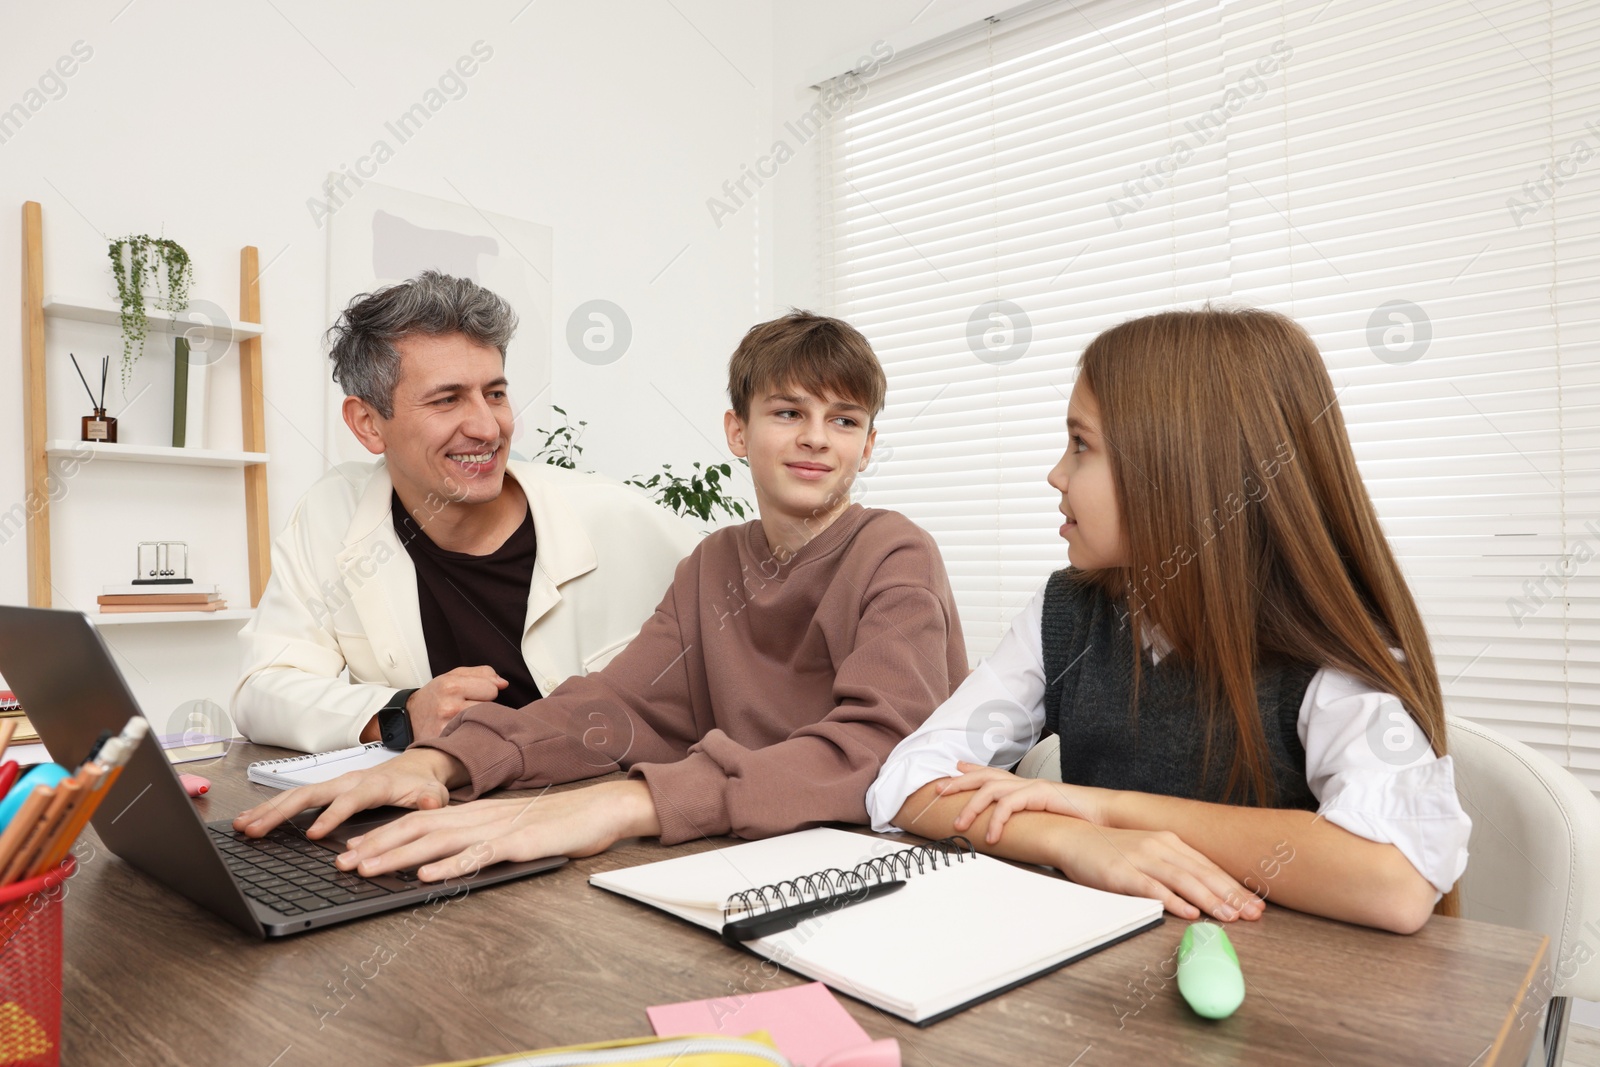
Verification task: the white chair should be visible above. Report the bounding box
[1449,716,1600,1067]
[1015,733,1061,782]
[1015,717,1600,1067]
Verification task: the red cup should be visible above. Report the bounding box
[0,857,76,1067]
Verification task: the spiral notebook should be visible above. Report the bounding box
[246,741,400,789]
[591,827,1164,1025]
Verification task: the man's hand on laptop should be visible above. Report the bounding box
[329,780,663,882]
[407,665,509,742]
[231,748,470,839]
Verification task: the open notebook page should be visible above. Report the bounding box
[591,827,927,917]
[592,828,1164,1023]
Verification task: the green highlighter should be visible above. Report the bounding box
[1177,922,1245,1019]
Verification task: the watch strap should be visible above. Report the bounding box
[383,688,419,714]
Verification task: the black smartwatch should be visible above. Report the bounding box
[376,689,419,751]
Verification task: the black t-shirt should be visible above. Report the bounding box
[391,492,542,709]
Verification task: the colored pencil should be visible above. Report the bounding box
[0,787,53,883]
[38,764,105,873]
[5,780,77,885]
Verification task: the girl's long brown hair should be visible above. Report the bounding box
[1074,306,1458,914]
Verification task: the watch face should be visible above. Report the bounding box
[379,707,411,750]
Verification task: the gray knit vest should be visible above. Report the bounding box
[1040,569,1320,810]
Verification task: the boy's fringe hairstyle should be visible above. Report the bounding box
[1072,305,1457,916]
[727,311,886,424]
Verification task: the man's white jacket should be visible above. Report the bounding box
[232,458,701,753]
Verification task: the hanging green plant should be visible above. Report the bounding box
[108,234,192,391]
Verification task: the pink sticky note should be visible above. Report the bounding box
[648,982,872,1067]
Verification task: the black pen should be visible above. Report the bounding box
[720,879,905,946]
[81,728,114,767]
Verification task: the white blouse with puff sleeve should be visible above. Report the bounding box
[865,583,1472,898]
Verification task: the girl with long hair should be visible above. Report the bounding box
[867,307,1470,933]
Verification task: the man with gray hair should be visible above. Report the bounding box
[233,272,698,754]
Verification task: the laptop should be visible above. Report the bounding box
[0,605,566,937]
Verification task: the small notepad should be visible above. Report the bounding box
[246,741,399,789]
[649,983,871,1067]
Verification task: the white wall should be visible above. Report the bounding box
[0,0,1022,738]
[0,0,774,730]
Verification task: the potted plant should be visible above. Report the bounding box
[108,234,192,391]
[532,405,589,469]
[626,461,749,525]
[531,406,751,527]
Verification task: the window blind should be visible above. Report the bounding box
[820,0,1600,792]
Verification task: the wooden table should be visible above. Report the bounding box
[59,744,1548,1066]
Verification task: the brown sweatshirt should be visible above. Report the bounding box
[414,504,967,844]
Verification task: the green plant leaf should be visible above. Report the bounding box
[108,234,192,392]
[575,419,753,524]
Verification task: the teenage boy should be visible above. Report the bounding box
[234,272,698,753]
[237,312,967,882]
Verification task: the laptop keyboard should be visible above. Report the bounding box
[210,825,418,916]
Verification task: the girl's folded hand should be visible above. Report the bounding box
[937,762,1118,837]
[935,765,1264,920]
[1052,820,1264,922]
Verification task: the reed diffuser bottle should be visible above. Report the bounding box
[72,353,117,443]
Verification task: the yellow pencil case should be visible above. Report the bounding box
[419,1032,792,1067]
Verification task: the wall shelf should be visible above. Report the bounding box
[89,610,255,626]
[45,440,269,469]
[42,294,263,342]
[21,201,272,615]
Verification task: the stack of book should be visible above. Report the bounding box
[97,583,227,614]
[0,691,38,743]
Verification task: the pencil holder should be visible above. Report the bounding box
[0,857,76,1067]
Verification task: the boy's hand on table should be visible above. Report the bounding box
[333,779,663,882]
[232,748,467,839]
